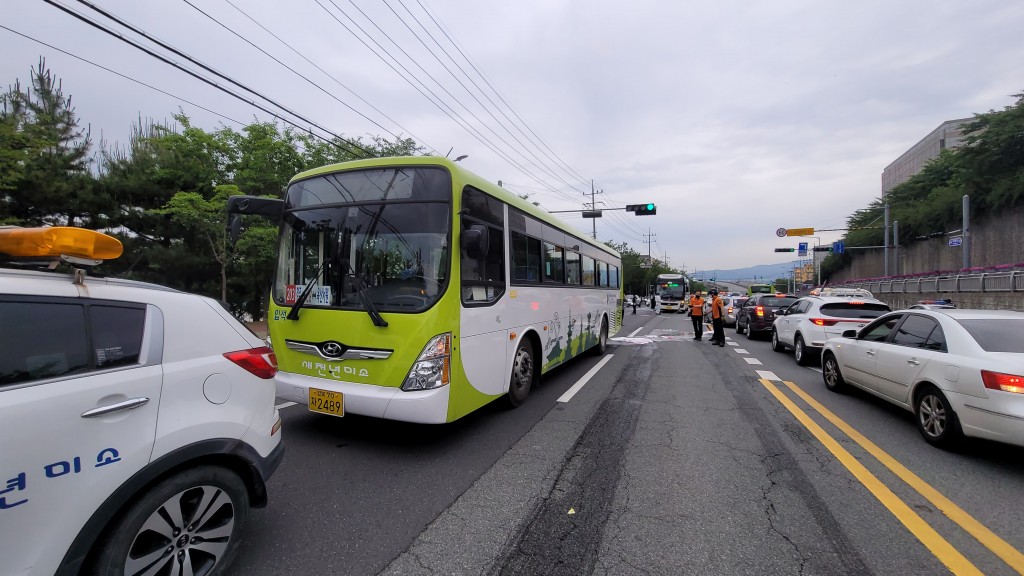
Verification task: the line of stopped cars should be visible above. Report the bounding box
[737,288,1024,450]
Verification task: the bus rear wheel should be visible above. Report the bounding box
[506,340,535,408]
[590,317,609,356]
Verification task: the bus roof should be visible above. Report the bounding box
[290,156,620,260]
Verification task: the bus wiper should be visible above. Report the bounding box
[286,259,328,320]
[357,283,388,328]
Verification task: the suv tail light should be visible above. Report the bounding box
[811,318,839,326]
[224,346,278,379]
[981,370,1024,394]
[756,306,764,317]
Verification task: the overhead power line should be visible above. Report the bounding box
[182,0,438,154]
[0,24,244,126]
[51,0,372,157]
[413,0,593,190]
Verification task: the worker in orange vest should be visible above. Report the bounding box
[688,291,706,340]
[709,288,726,347]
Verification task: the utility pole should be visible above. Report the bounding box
[643,228,656,297]
[585,181,602,240]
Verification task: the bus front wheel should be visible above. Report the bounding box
[506,340,535,408]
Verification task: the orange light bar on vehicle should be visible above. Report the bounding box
[981,370,1024,394]
[0,227,123,260]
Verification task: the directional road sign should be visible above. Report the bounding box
[786,227,815,237]
[949,236,963,247]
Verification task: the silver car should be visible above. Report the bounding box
[821,309,1024,449]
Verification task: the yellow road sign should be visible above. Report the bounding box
[786,227,815,237]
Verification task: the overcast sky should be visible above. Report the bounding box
[3,0,1022,272]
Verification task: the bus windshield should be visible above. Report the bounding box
[273,167,452,314]
[748,284,772,296]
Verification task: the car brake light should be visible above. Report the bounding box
[224,346,277,379]
[756,306,764,317]
[727,306,734,314]
[811,318,839,326]
[981,370,1024,394]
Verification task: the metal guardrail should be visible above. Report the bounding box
[841,270,1024,294]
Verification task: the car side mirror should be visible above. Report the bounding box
[842,329,857,338]
[777,309,787,316]
[461,224,489,258]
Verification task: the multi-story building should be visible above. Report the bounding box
[881,118,972,196]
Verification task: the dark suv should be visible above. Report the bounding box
[736,293,799,339]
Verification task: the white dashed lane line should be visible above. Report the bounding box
[727,342,738,346]
[627,327,645,337]
[744,358,763,365]
[276,401,297,410]
[734,348,749,354]
[558,354,615,403]
[756,370,781,381]
[807,367,823,373]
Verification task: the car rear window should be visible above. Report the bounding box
[957,320,1024,353]
[820,302,891,319]
[761,297,797,307]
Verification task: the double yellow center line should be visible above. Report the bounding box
[759,378,1024,576]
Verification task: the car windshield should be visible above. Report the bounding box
[761,297,798,307]
[957,320,1024,353]
[820,302,891,319]
[273,167,452,313]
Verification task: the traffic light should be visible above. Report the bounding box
[774,248,795,252]
[626,203,657,216]
[812,246,833,252]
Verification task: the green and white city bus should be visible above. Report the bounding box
[229,156,622,424]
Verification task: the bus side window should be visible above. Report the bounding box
[461,187,506,305]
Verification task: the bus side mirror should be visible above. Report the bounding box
[228,215,242,245]
[462,224,489,258]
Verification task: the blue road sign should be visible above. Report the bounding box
[798,242,808,257]
[832,240,845,254]
[949,236,963,247]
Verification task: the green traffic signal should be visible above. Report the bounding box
[646,203,655,210]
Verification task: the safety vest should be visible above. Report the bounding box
[689,296,705,315]
[711,296,724,319]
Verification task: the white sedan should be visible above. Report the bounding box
[821,309,1024,449]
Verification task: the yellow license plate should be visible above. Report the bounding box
[308,388,344,417]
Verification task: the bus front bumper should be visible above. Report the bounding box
[275,371,451,424]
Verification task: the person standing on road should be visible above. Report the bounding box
[709,288,726,347]
[688,291,706,340]
[631,295,638,314]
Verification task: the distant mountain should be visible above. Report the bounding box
[692,261,800,282]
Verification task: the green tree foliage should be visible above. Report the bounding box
[827,91,1024,281]
[0,58,95,226]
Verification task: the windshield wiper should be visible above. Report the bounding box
[286,259,328,320]
[357,280,388,328]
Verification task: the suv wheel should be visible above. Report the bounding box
[91,466,249,575]
[794,334,810,365]
[771,328,785,352]
[745,320,755,340]
[736,318,745,334]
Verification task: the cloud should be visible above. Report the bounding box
[2,0,1021,272]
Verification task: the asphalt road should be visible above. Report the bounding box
[232,309,1024,576]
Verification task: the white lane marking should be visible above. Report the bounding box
[727,342,738,346]
[628,327,644,337]
[734,348,749,354]
[558,354,615,403]
[744,358,763,365]
[807,367,823,374]
[756,370,780,381]
[276,401,297,409]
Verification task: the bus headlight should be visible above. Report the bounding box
[401,333,451,391]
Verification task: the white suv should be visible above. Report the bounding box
[0,227,283,576]
[771,296,892,365]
